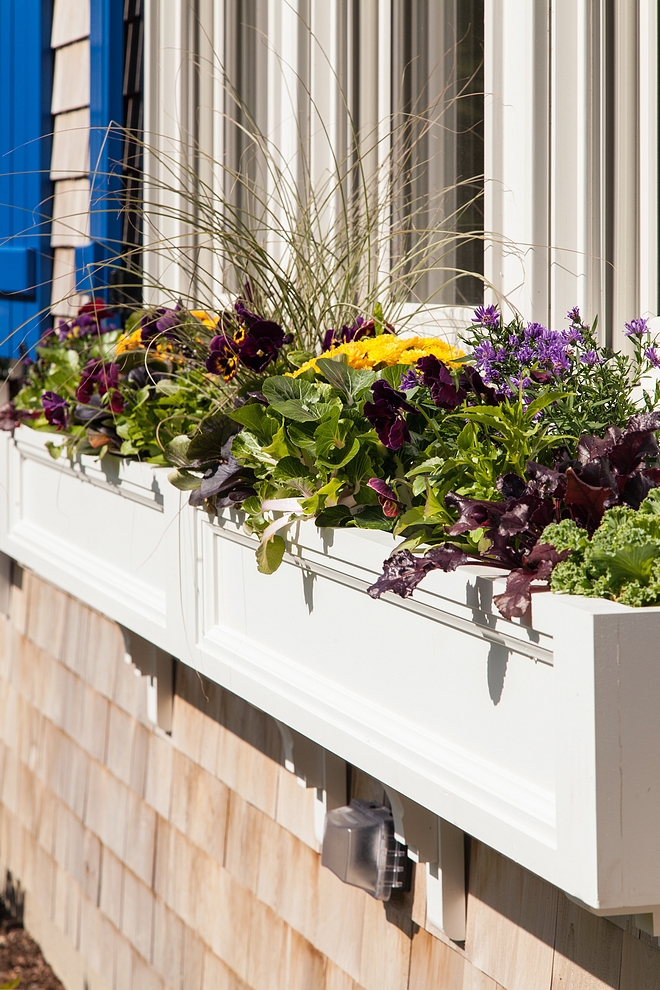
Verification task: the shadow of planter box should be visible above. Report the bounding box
[1,425,659,922]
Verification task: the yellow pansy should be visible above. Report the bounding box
[190,310,218,329]
[289,335,464,377]
[115,328,144,355]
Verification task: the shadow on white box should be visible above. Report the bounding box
[4,427,660,925]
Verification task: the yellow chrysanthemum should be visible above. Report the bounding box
[190,310,218,329]
[289,335,464,377]
[115,328,144,355]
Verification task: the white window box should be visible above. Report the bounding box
[3,425,660,921]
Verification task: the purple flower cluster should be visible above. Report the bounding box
[76,361,124,413]
[206,300,287,381]
[471,307,591,397]
[57,301,119,342]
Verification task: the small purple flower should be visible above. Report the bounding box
[525,322,546,340]
[563,325,584,344]
[515,344,535,364]
[363,380,414,450]
[566,306,582,325]
[580,350,602,366]
[399,368,421,390]
[472,305,500,329]
[624,317,649,337]
[645,347,660,368]
[42,391,70,430]
[474,340,496,364]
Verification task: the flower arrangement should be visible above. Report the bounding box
[7,297,660,618]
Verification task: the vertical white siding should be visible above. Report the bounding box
[49,0,91,318]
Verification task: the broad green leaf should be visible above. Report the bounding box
[315,358,376,403]
[164,435,192,467]
[317,436,361,470]
[231,430,277,466]
[315,505,353,527]
[45,441,63,460]
[187,413,237,461]
[287,421,317,450]
[299,477,344,515]
[167,469,202,491]
[155,379,180,396]
[256,535,286,574]
[352,506,394,530]
[229,403,278,442]
[314,409,349,460]
[394,506,426,533]
[378,364,410,388]
[262,422,296,459]
[272,456,312,482]
[262,376,336,422]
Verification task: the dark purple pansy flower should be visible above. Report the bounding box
[108,390,124,414]
[237,320,285,372]
[206,335,240,381]
[0,402,38,431]
[42,391,70,430]
[322,315,394,352]
[472,305,500,329]
[624,317,649,337]
[645,347,660,368]
[76,361,120,404]
[234,299,260,328]
[417,355,466,409]
[363,380,414,450]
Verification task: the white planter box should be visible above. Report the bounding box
[2,426,660,919]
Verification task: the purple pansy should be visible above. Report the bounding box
[76,361,121,405]
[363,380,414,450]
[206,335,240,381]
[417,355,466,409]
[322,315,394,352]
[238,320,286,373]
[42,391,70,430]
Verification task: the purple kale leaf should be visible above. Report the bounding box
[493,543,572,619]
[367,545,470,600]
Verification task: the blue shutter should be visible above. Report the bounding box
[0,0,53,357]
[75,0,125,298]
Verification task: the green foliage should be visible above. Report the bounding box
[545,490,660,606]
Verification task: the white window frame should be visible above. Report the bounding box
[143,0,659,345]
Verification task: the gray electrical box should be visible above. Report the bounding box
[321,800,407,901]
